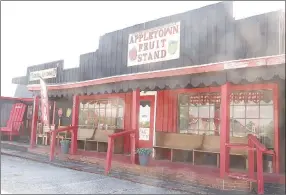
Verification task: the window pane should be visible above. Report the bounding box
[179,105,189,130]
[259,119,274,148]
[245,106,259,118]
[260,105,273,118]
[231,100,245,106]
[99,108,106,130]
[209,119,216,131]
[189,118,199,130]
[199,106,209,118]
[233,106,245,118]
[261,100,273,105]
[189,106,198,118]
[205,130,215,135]
[246,119,259,134]
[139,104,151,128]
[118,107,124,118]
[93,102,98,108]
[246,100,259,105]
[88,109,95,118]
[116,117,123,129]
[230,118,246,137]
[209,105,215,118]
[199,119,209,130]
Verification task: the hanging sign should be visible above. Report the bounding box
[39,77,50,126]
[127,22,180,66]
[139,128,150,141]
[29,68,57,81]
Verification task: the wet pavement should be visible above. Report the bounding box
[1,148,284,194]
[1,155,187,194]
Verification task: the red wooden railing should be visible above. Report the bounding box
[49,126,78,161]
[226,134,275,194]
[105,130,136,175]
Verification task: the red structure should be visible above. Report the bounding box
[0,96,33,140]
[4,2,285,194]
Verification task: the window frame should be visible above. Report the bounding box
[78,94,126,130]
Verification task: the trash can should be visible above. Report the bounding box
[60,140,70,154]
[264,154,273,173]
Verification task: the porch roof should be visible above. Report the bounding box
[28,54,285,97]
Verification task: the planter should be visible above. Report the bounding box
[139,154,150,166]
[60,140,70,154]
[137,148,152,166]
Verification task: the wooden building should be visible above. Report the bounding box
[5,1,285,194]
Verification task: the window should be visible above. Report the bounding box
[178,92,220,135]
[230,90,274,148]
[79,98,124,130]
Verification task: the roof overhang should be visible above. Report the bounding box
[0,96,33,102]
[27,54,285,91]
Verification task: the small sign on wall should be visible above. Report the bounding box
[139,128,150,141]
[127,22,180,66]
[29,68,57,81]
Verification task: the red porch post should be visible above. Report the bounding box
[131,88,140,164]
[220,82,231,178]
[273,84,280,173]
[71,95,79,155]
[30,95,39,148]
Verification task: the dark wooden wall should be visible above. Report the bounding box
[80,1,234,79]
[0,102,13,127]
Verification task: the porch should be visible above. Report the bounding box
[1,56,285,194]
[1,140,285,193]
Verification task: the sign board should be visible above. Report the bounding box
[139,128,150,141]
[29,68,57,81]
[127,22,180,66]
[40,77,50,126]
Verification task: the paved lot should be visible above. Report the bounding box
[1,155,185,194]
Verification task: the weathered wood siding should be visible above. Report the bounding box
[93,1,234,78]
[26,60,64,85]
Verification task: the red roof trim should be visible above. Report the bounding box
[27,54,285,91]
[0,96,34,102]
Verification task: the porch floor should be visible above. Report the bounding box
[2,140,283,184]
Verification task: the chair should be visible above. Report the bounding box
[0,103,27,141]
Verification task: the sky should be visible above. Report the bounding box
[1,1,285,97]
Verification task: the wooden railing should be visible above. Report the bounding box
[226,134,275,194]
[49,126,78,161]
[105,130,136,175]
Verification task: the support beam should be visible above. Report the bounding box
[220,82,231,178]
[50,131,56,161]
[52,101,56,125]
[71,95,79,155]
[273,84,280,173]
[30,96,39,148]
[105,136,114,174]
[131,88,140,164]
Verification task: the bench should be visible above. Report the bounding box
[75,127,124,154]
[193,135,248,168]
[154,132,204,162]
[75,128,95,150]
[85,129,124,154]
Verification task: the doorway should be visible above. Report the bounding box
[138,95,155,149]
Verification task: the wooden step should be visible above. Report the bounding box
[228,172,257,182]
